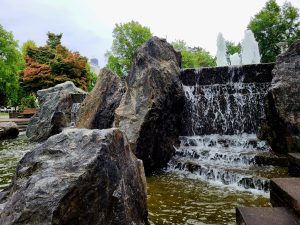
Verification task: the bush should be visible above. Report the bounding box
[20,94,38,110]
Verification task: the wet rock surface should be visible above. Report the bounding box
[76,68,125,129]
[260,41,300,154]
[180,63,274,86]
[114,37,185,173]
[0,128,148,225]
[26,81,87,142]
[0,122,19,140]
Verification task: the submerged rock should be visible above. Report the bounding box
[26,81,87,142]
[114,36,185,173]
[0,128,148,225]
[76,68,125,129]
[260,40,300,154]
[0,122,19,140]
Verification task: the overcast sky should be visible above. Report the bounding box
[1,0,299,67]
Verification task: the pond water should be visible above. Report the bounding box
[0,134,288,225]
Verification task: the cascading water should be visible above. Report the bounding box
[169,65,280,192]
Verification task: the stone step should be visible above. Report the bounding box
[236,207,300,225]
[270,178,300,215]
[254,152,288,167]
[288,153,300,177]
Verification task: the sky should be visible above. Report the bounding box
[1,0,299,67]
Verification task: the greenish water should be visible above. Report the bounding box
[0,134,33,189]
[147,171,271,225]
[0,135,288,225]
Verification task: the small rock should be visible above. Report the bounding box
[0,122,19,140]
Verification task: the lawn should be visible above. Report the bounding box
[0,113,9,118]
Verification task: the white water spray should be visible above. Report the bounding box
[241,30,261,64]
[216,33,228,66]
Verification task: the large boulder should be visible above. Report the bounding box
[0,128,149,225]
[260,40,300,154]
[76,68,125,129]
[114,37,185,173]
[0,122,19,140]
[26,81,87,142]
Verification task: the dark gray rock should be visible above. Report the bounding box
[180,63,274,86]
[76,68,125,129]
[0,122,19,140]
[114,37,185,173]
[26,81,87,142]
[259,41,300,154]
[0,128,149,225]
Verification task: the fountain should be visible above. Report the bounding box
[241,30,261,64]
[171,64,284,192]
[216,33,229,66]
[230,53,241,66]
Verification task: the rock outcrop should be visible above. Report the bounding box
[114,37,185,173]
[259,40,300,154]
[26,81,87,142]
[0,128,148,225]
[0,122,19,140]
[76,68,125,129]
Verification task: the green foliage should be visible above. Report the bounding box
[106,21,152,76]
[21,32,92,93]
[21,40,36,56]
[0,24,24,105]
[172,40,216,68]
[20,93,38,110]
[46,32,62,49]
[226,41,241,56]
[248,0,300,62]
[86,63,98,92]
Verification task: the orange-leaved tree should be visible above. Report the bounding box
[21,32,93,93]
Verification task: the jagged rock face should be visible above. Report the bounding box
[76,68,125,129]
[0,122,19,140]
[260,41,300,154]
[114,37,185,173]
[26,81,87,142]
[0,128,149,225]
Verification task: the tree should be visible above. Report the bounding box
[172,40,216,68]
[248,0,300,62]
[0,24,24,105]
[226,41,241,56]
[21,40,36,56]
[21,32,93,93]
[46,32,62,49]
[106,21,152,76]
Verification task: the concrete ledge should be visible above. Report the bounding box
[270,178,300,215]
[236,207,300,225]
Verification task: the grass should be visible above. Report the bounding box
[0,113,9,118]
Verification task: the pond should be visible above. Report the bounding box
[0,134,288,225]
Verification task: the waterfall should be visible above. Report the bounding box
[170,65,276,192]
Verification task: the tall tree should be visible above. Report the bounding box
[0,25,24,105]
[248,0,300,62]
[21,32,93,93]
[172,40,216,68]
[106,21,152,76]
